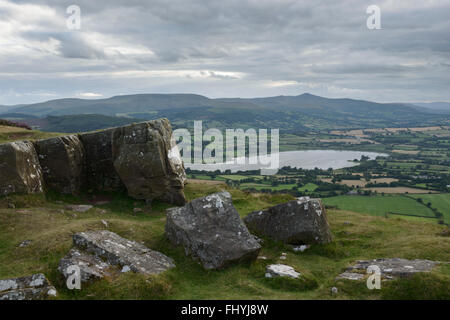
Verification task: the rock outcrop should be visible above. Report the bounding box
[0,273,57,300]
[71,230,175,276]
[112,119,187,205]
[0,119,187,205]
[342,258,440,279]
[244,198,332,245]
[34,135,84,194]
[165,191,261,269]
[0,141,44,196]
[79,128,125,192]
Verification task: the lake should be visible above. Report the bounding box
[185,150,388,173]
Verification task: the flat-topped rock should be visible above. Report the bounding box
[165,191,261,269]
[345,258,440,279]
[73,230,175,275]
[0,273,57,300]
[65,204,93,213]
[58,248,112,283]
[265,264,301,279]
[34,135,84,194]
[111,119,187,205]
[0,141,44,196]
[244,198,332,245]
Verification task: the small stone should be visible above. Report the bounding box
[18,240,32,247]
[257,256,268,260]
[133,208,143,214]
[293,245,310,252]
[279,256,287,260]
[121,266,131,273]
[101,220,108,228]
[331,287,338,295]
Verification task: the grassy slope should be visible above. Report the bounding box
[0,182,449,300]
[0,125,61,144]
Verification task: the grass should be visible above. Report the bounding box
[0,183,449,300]
[409,194,450,224]
[322,195,436,219]
[0,125,61,144]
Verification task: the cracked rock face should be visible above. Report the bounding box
[79,128,125,192]
[0,141,44,196]
[165,191,261,270]
[72,230,175,275]
[265,264,301,279]
[111,119,187,205]
[345,258,440,279]
[244,198,332,245]
[58,248,113,283]
[34,135,84,194]
[0,274,57,300]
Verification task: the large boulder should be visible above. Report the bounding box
[79,128,125,192]
[244,198,332,245]
[0,141,44,196]
[0,274,57,300]
[34,135,84,194]
[165,191,261,269]
[72,230,175,275]
[111,119,187,205]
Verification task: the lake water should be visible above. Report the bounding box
[185,150,388,173]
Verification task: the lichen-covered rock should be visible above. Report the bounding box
[244,198,332,245]
[165,191,261,269]
[111,119,187,205]
[58,248,112,283]
[345,258,440,279]
[79,128,125,192]
[73,230,175,275]
[265,264,300,279]
[0,273,57,300]
[34,135,84,194]
[0,141,44,196]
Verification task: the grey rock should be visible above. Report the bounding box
[65,204,93,213]
[78,128,125,192]
[345,258,440,279]
[165,191,261,269]
[292,245,310,252]
[0,273,57,300]
[34,135,84,194]
[0,141,44,196]
[331,287,339,294]
[111,119,187,205]
[73,230,175,275]
[58,248,112,283]
[265,264,300,279]
[244,198,332,245]
[18,240,32,247]
[336,272,365,281]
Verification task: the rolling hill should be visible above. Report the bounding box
[2,93,448,133]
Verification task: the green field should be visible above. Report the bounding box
[410,194,450,224]
[323,195,436,219]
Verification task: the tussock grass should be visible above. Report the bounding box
[0,183,449,300]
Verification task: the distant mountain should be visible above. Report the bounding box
[6,93,449,133]
[411,102,450,114]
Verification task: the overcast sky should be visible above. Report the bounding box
[0,0,449,105]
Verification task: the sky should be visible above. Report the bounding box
[0,0,449,105]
